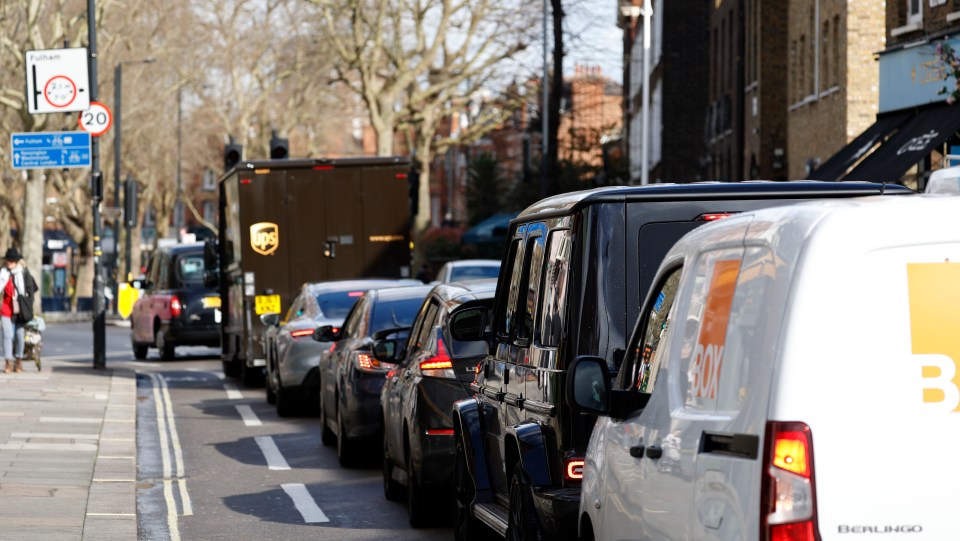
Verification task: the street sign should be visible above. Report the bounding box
[78,101,112,136]
[25,48,90,114]
[10,131,91,170]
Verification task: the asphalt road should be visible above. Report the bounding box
[43,321,452,541]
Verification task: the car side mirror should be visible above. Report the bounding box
[313,325,340,343]
[449,305,488,342]
[373,339,400,363]
[567,356,611,416]
[259,312,280,327]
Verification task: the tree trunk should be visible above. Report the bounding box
[374,118,395,156]
[22,169,45,315]
[413,136,434,268]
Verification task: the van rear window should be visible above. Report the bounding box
[177,255,205,284]
[637,222,703,303]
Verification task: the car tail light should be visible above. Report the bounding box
[564,458,585,481]
[697,213,733,221]
[354,351,396,373]
[425,428,454,436]
[420,338,455,378]
[291,329,313,338]
[762,422,819,541]
[170,296,182,318]
[348,291,364,297]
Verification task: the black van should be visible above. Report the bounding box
[448,181,913,541]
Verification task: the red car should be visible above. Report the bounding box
[130,243,221,359]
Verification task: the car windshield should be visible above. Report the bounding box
[370,296,427,335]
[315,290,365,319]
[450,266,500,281]
[177,255,205,284]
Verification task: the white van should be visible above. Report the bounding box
[568,194,960,540]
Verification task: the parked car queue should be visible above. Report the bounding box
[168,180,960,540]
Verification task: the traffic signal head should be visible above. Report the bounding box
[408,168,420,217]
[224,136,243,171]
[124,176,138,227]
[270,130,289,160]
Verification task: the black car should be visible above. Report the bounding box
[377,280,496,527]
[448,181,914,541]
[130,243,221,359]
[317,284,433,467]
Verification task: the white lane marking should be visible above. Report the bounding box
[163,479,181,541]
[42,351,129,361]
[158,374,194,517]
[235,405,262,427]
[149,373,188,541]
[223,382,243,400]
[255,436,290,471]
[281,484,329,523]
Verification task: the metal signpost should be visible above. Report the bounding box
[10,132,92,170]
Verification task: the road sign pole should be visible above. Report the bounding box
[112,64,121,312]
[88,0,105,370]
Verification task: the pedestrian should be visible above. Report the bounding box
[0,247,38,374]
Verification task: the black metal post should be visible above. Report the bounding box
[112,63,122,297]
[89,0,105,369]
[176,86,183,235]
[124,174,133,281]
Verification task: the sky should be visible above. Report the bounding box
[565,0,624,83]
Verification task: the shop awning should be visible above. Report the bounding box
[809,112,911,181]
[843,105,960,183]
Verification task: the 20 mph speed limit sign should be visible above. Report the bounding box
[78,102,113,137]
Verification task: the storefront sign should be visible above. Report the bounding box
[879,35,960,113]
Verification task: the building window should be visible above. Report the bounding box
[822,19,830,92]
[907,0,922,24]
[799,35,807,99]
[833,15,841,87]
[202,201,216,224]
[202,168,217,191]
[790,40,797,103]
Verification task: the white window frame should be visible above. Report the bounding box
[908,0,922,24]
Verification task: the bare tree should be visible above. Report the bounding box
[309,0,537,249]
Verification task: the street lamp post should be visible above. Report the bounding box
[113,58,154,288]
[176,85,183,236]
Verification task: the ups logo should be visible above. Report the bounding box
[250,222,279,256]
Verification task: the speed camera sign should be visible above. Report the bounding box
[78,102,113,137]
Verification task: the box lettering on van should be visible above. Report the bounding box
[689,259,741,401]
[907,262,960,412]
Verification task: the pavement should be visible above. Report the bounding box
[0,352,137,540]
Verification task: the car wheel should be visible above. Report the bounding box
[319,390,336,447]
[133,343,148,360]
[454,439,489,541]
[337,406,357,467]
[508,464,542,541]
[276,380,299,417]
[382,431,403,501]
[407,444,429,527]
[156,329,175,360]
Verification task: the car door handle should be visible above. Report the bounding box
[629,445,645,458]
[645,445,663,460]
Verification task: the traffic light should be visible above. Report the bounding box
[408,168,420,217]
[124,176,138,228]
[224,135,243,171]
[270,130,289,160]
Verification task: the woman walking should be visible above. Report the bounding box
[0,248,37,373]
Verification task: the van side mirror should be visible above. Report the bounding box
[449,305,488,342]
[259,312,280,327]
[373,339,400,363]
[313,325,341,343]
[203,238,219,288]
[567,356,611,416]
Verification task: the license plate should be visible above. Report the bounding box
[203,296,222,309]
[255,294,281,315]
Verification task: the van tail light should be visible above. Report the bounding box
[761,422,819,541]
[697,213,733,221]
[170,296,182,318]
[564,458,585,482]
[419,338,456,378]
[354,351,396,373]
[290,329,314,338]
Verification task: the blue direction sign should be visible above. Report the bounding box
[10,131,91,170]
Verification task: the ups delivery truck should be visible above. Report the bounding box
[214,157,412,385]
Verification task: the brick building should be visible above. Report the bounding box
[558,65,623,169]
[788,0,885,180]
[812,0,960,190]
[619,0,710,183]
